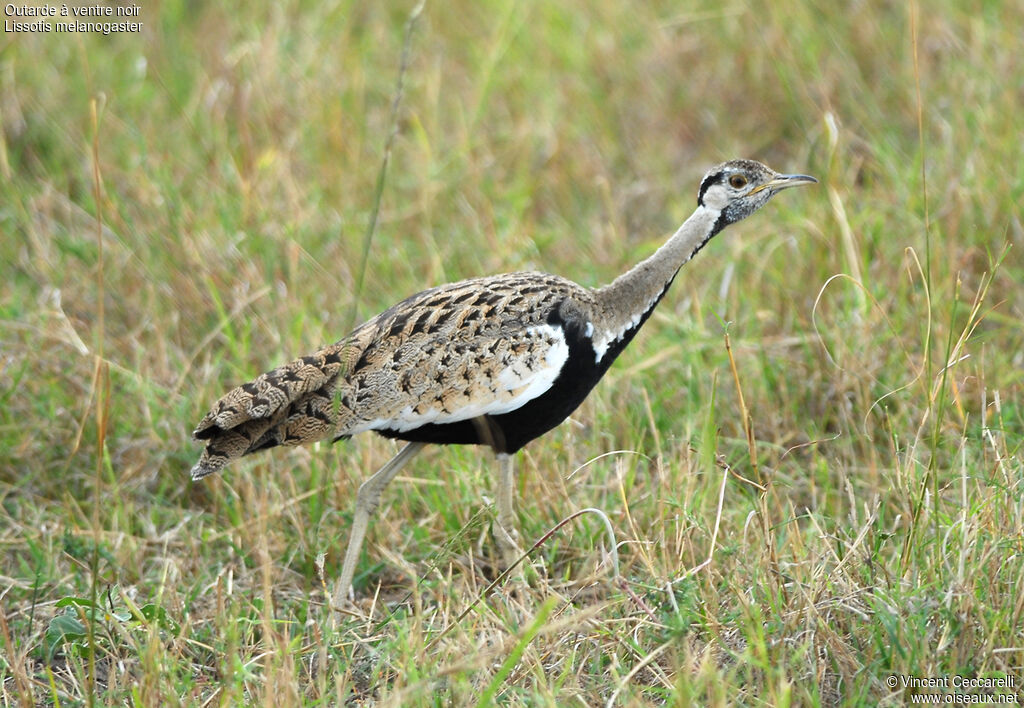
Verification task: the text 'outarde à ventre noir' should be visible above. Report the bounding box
[4,4,143,34]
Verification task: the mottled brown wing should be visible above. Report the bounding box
[190,271,594,479]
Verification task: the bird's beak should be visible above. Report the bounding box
[751,173,818,195]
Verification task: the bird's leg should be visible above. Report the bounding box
[494,452,523,567]
[333,441,425,608]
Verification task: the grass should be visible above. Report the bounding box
[2,0,1022,704]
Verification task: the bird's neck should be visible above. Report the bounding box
[589,204,722,361]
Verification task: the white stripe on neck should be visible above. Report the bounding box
[591,284,669,363]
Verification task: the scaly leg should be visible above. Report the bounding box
[494,452,522,567]
[333,441,425,608]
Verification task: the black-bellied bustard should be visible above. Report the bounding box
[190,159,816,606]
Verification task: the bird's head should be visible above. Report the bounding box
[697,159,817,227]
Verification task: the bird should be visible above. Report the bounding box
[190,159,816,606]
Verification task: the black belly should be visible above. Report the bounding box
[376,295,662,454]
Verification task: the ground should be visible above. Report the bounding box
[1,0,1022,705]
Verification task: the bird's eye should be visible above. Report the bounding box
[729,174,748,189]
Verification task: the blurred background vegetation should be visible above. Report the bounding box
[1,0,1021,705]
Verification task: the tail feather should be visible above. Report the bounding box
[193,351,343,440]
[189,339,366,480]
[190,421,272,480]
[190,458,220,481]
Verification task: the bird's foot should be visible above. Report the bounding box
[495,521,524,570]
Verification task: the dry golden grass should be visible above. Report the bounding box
[1,0,1022,705]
